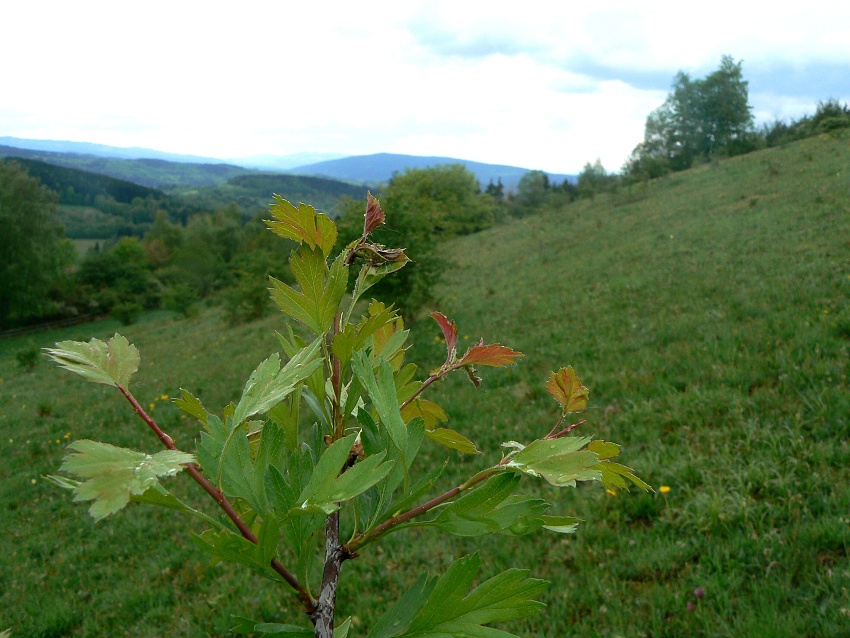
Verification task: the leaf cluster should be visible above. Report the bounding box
[45,193,650,637]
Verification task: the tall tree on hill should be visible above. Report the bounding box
[626,56,754,177]
[0,160,66,328]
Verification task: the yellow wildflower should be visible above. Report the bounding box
[659,485,671,494]
[606,489,617,496]
[160,394,169,400]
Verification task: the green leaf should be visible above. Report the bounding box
[192,528,277,577]
[59,440,194,521]
[401,554,547,637]
[352,352,408,458]
[233,339,323,426]
[270,248,348,335]
[400,399,447,430]
[297,434,357,513]
[587,439,620,459]
[265,449,323,591]
[44,333,139,387]
[230,617,350,637]
[230,616,313,636]
[173,388,208,425]
[540,515,581,534]
[424,428,479,455]
[428,474,550,537]
[506,436,601,487]
[221,427,261,511]
[366,574,433,638]
[297,434,394,513]
[335,617,352,638]
[587,440,652,492]
[330,453,394,505]
[350,257,410,312]
[546,366,589,414]
[376,461,447,526]
[334,302,398,368]
[268,391,301,452]
[266,195,337,256]
[597,460,653,492]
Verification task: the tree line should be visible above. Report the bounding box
[2,55,847,330]
[0,159,575,330]
[594,56,850,190]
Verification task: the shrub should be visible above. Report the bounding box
[44,194,650,637]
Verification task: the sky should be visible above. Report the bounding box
[2,1,848,174]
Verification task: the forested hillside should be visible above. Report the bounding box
[0,144,252,189]
[174,172,371,217]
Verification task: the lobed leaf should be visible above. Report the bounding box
[385,553,547,637]
[297,434,394,514]
[269,248,348,336]
[44,333,139,388]
[192,526,278,578]
[427,474,553,537]
[173,388,208,425]
[363,191,386,236]
[401,399,447,430]
[266,195,337,256]
[506,436,601,487]
[232,338,323,426]
[459,340,523,368]
[352,352,409,457]
[59,440,194,521]
[546,366,589,413]
[597,460,654,492]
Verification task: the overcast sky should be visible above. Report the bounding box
[2,1,848,174]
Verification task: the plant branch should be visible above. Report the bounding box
[399,367,452,411]
[312,309,350,636]
[115,383,317,615]
[345,466,501,554]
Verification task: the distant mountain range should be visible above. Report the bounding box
[290,153,574,190]
[0,136,227,164]
[0,136,575,191]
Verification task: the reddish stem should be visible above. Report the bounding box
[345,467,498,554]
[115,383,317,615]
[399,368,449,411]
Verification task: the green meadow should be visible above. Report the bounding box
[1,131,849,637]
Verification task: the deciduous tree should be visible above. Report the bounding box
[0,160,66,328]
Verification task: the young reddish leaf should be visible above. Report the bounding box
[460,340,523,368]
[431,312,458,363]
[363,191,386,236]
[546,366,589,413]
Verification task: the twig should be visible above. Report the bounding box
[116,383,317,615]
[346,466,500,554]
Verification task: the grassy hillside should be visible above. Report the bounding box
[1,131,848,637]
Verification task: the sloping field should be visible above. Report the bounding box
[1,131,848,636]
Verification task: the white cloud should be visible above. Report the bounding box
[1,1,847,173]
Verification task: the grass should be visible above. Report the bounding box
[2,131,849,636]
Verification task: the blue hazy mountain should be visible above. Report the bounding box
[290,153,575,190]
[0,136,227,164]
